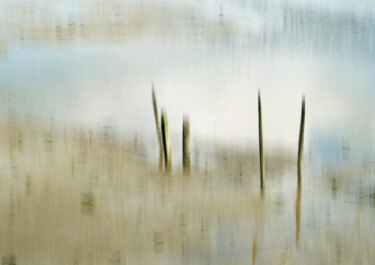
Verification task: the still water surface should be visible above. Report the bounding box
[0,0,374,264]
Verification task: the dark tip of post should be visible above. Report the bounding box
[161,108,171,172]
[297,94,306,181]
[258,89,264,190]
[183,114,190,175]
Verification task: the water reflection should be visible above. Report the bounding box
[0,113,375,263]
[252,236,257,265]
[0,0,375,264]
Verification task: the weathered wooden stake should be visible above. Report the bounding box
[161,109,171,171]
[297,95,306,180]
[152,85,164,170]
[183,115,190,174]
[258,90,264,190]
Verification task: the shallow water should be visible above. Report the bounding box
[0,0,375,264]
[0,120,374,264]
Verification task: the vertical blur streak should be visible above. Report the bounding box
[258,91,264,190]
[295,180,302,248]
[183,115,190,175]
[252,235,257,265]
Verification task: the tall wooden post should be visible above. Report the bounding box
[183,115,190,174]
[258,90,264,190]
[152,85,164,170]
[161,109,171,172]
[297,95,306,180]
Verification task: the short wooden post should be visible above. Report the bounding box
[258,90,264,190]
[152,85,164,170]
[161,109,171,171]
[183,115,190,174]
[297,95,306,180]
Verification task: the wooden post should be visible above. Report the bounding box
[295,179,301,247]
[152,85,164,170]
[183,115,190,174]
[258,90,264,190]
[161,109,171,171]
[297,95,306,180]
